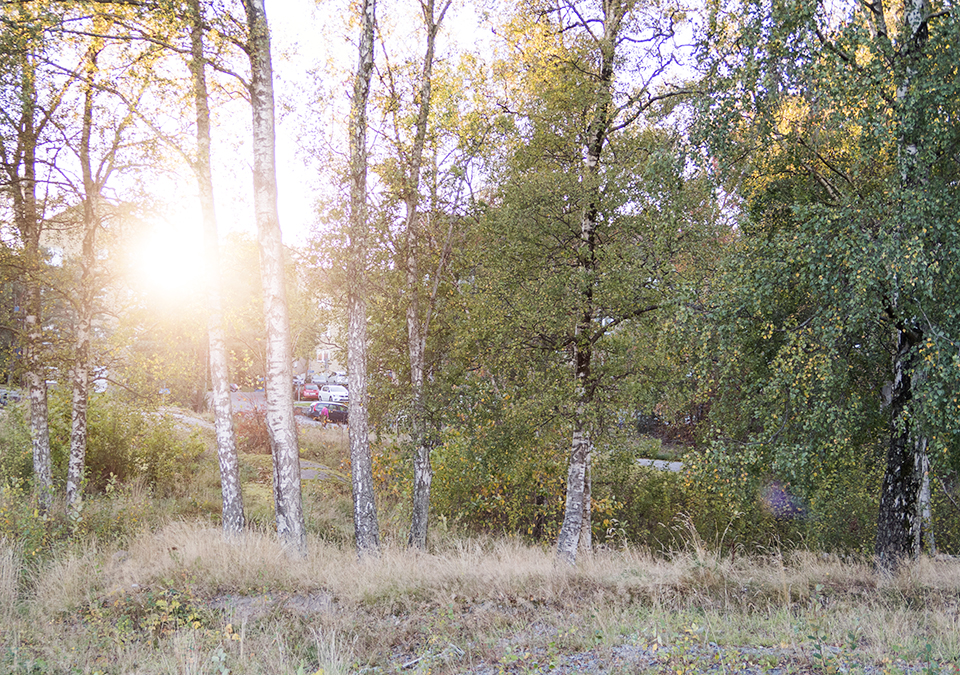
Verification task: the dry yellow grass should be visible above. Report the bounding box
[6,519,957,673]
[3,412,959,674]
[0,538,18,624]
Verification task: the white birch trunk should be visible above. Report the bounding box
[14,59,52,511]
[348,0,381,558]
[557,420,591,564]
[192,0,244,535]
[405,0,451,551]
[867,0,933,567]
[243,0,305,554]
[67,41,101,516]
[555,3,619,564]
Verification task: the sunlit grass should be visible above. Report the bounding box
[1,410,959,673]
[4,511,960,673]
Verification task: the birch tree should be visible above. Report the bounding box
[475,0,708,564]
[380,0,453,550]
[66,13,109,516]
[697,0,960,566]
[0,7,64,511]
[189,0,244,534]
[241,0,305,554]
[347,0,380,557]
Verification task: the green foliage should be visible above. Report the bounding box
[0,404,32,486]
[83,399,203,496]
[593,441,783,553]
[692,0,960,554]
[0,480,57,560]
[804,455,884,555]
[428,409,567,541]
[82,586,210,646]
[37,391,203,497]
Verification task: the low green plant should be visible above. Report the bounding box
[45,392,206,497]
[0,405,32,487]
[84,587,209,646]
[0,480,60,561]
[421,420,567,542]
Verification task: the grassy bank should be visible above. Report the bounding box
[1,410,959,673]
[3,520,960,674]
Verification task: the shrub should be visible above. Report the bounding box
[0,404,32,487]
[82,398,204,496]
[36,392,205,497]
[804,462,882,554]
[0,480,61,559]
[234,407,271,454]
[428,421,567,541]
[593,439,798,553]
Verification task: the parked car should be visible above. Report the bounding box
[319,384,349,403]
[0,389,22,407]
[300,383,320,400]
[307,401,348,424]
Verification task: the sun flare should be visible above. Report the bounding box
[132,220,205,301]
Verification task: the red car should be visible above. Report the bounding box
[300,383,320,400]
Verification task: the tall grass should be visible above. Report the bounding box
[0,538,18,624]
[3,516,959,674]
[1,408,959,673]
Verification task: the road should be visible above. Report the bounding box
[218,395,682,476]
[637,458,682,472]
[231,390,266,412]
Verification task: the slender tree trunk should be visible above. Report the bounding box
[25,281,51,511]
[870,0,932,568]
[67,36,103,517]
[192,0,244,535]
[348,0,380,558]
[13,57,52,511]
[406,0,451,551]
[242,0,305,554]
[405,177,430,550]
[555,7,618,564]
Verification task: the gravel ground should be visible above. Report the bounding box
[410,642,945,674]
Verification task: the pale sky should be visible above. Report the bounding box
[163,0,490,252]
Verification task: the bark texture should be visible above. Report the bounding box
[405,0,451,551]
[555,0,618,564]
[348,0,380,558]
[192,0,244,535]
[67,35,103,516]
[868,0,932,568]
[876,327,929,564]
[5,53,53,511]
[243,0,304,554]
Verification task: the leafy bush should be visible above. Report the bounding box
[37,392,205,497]
[428,421,567,541]
[234,408,271,454]
[804,462,882,554]
[82,398,204,496]
[0,480,60,559]
[595,448,753,553]
[0,404,32,487]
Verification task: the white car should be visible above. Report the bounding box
[319,384,349,403]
